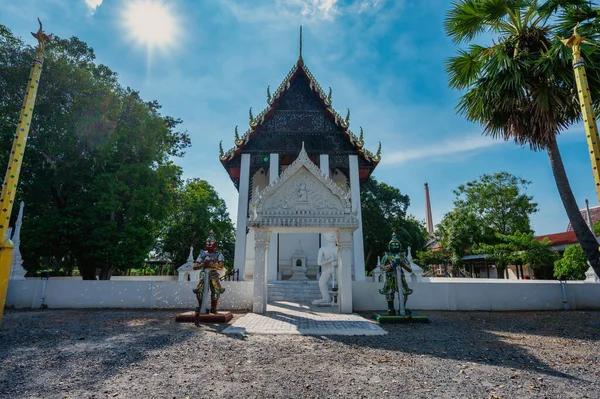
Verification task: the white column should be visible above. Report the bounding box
[349,155,366,281]
[253,230,269,313]
[234,153,251,280]
[319,154,330,252]
[337,230,353,314]
[268,153,279,281]
[319,154,329,177]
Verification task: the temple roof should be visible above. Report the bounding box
[219,52,381,184]
[566,205,600,232]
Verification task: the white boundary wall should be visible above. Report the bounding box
[6,278,600,311]
[6,280,253,310]
[353,279,600,311]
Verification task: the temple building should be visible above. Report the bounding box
[219,30,380,300]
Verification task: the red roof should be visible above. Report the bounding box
[535,231,578,246]
[566,205,600,231]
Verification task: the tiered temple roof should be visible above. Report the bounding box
[219,42,380,190]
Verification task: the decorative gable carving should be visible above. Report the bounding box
[249,144,358,230]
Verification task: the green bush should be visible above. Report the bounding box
[554,245,588,281]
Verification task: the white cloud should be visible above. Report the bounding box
[381,135,505,166]
[85,0,103,12]
[219,0,393,25]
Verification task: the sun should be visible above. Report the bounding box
[123,0,178,51]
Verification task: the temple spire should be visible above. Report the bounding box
[299,26,303,61]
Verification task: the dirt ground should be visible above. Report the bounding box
[0,309,598,398]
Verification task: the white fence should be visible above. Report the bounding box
[6,280,253,310]
[6,278,600,311]
[353,279,600,311]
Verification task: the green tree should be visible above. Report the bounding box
[445,0,600,278]
[361,177,426,272]
[160,179,235,268]
[437,207,483,271]
[554,244,588,280]
[0,26,190,279]
[478,232,556,278]
[454,172,537,238]
[436,172,537,271]
[416,248,451,273]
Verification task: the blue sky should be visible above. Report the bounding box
[0,0,596,235]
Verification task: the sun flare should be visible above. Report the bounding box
[123,0,178,50]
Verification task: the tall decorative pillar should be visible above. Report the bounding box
[253,230,269,313]
[348,155,365,281]
[562,27,600,205]
[234,153,251,280]
[0,21,51,325]
[10,202,26,280]
[337,230,353,313]
[267,153,279,281]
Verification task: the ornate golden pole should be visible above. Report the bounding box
[563,25,600,205]
[0,20,51,325]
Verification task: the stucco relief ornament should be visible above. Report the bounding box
[248,143,358,230]
[297,182,308,203]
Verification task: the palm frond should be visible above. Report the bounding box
[445,0,498,44]
[446,45,487,89]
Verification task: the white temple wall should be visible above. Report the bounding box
[352,279,600,311]
[6,280,253,310]
[7,278,599,311]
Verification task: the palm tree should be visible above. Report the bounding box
[445,0,600,278]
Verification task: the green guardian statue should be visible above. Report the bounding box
[379,233,413,316]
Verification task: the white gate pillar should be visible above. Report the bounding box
[319,154,330,253]
[253,230,269,313]
[337,230,353,313]
[234,153,251,280]
[268,153,279,281]
[349,155,365,281]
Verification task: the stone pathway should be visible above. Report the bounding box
[222,301,386,336]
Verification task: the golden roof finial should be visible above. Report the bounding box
[562,23,585,58]
[31,18,52,53]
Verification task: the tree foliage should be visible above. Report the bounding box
[477,232,556,277]
[444,0,600,278]
[454,172,537,237]
[160,179,235,268]
[554,244,589,280]
[415,248,451,272]
[0,26,191,279]
[436,172,537,270]
[361,177,427,272]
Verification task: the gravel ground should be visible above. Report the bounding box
[0,309,599,399]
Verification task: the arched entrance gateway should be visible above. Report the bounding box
[248,144,358,313]
[219,29,381,314]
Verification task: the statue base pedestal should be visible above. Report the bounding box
[175,311,233,323]
[372,311,429,324]
[289,270,309,281]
